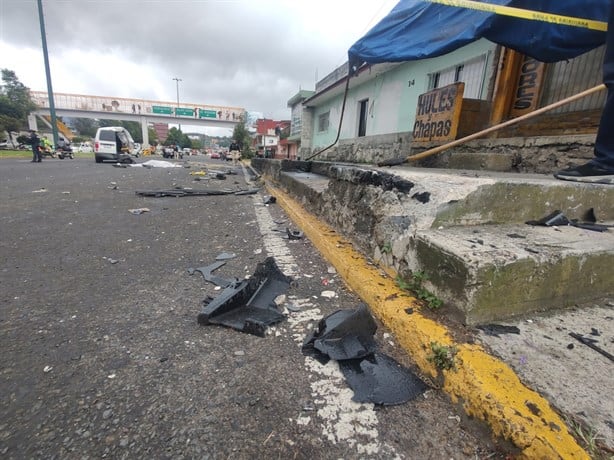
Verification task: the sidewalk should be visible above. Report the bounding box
[251,158,614,458]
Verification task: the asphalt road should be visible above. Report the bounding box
[0,156,513,459]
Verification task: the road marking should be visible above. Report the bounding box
[252,196,399,457]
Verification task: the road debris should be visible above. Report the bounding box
[135,187,259,197]
[303,304,428,405]
[526,210,612,232]
[286,228,304,240]
[569,332,614,363]
[263,195,276,204]
[128,208,150,215]
[476,324,521,337]
[215,252,236,261]
[196,257,292,337]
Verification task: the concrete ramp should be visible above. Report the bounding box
[253,159,614,324]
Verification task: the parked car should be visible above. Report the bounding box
[0,139,16,150]
[94,127,135,163]
[210,151,220,159]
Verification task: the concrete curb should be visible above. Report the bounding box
[265,181,589,459]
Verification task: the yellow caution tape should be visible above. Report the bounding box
[425,0,607,31]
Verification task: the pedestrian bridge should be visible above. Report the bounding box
[29,91,244,146]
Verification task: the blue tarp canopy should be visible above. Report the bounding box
[348,0,608,71]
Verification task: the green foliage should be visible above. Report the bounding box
[396,271,443,309]
[232,121,253,159]
[190,138,203,149]
[164,127,191,148]
[428,342,457,371]
[381,242,392,254]
[72,118,98,138]
[148,127,158,144]
[0,69,36,137]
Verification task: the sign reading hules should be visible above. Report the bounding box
[413,82,464,142]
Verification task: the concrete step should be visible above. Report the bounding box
[253,159,614,324]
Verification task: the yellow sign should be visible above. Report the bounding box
[413,82,464,142]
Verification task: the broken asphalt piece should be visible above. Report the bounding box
[339,352,428,405]
[286,228,304,240]
[302,304,377,363]
[128,207,150,215]
[135,187,258,197]
[197,257,292,337]
[302,304,428,405]
[569,332,614,363]
[215,252,236,261]
[476,324,521,337]
[263,195,276,204]
[188,260,236,288]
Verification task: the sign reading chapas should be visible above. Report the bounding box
[413,82,464,142]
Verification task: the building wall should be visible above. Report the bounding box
[309,39,497,151]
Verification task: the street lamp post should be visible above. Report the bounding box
[173,77,182,132]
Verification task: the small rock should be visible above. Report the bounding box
[102,410,113,420]
[234,350,245,356]
[274,294,286,306]
[327,266,337,274]
[119,438,129,447]
[43,366,53,373]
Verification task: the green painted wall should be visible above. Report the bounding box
[310,39,497,149]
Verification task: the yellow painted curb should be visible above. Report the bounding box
[266,181,588,460]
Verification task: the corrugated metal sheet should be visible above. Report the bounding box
[540,46,606,113]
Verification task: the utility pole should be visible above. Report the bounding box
[173,77,182,132]
[37,0,59,150]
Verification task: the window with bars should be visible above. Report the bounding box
[428,55,487,99]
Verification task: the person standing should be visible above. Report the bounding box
[555,2,614,183]
[229,140,241,166]
[29,130,41,163]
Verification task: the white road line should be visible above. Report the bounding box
[252,194,400,458]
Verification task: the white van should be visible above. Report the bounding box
[94,127,135,163]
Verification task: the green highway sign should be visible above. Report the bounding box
[152,105,173,115]
[175,107,194,116]
[199,109,218,119]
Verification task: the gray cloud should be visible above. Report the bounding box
[1,0,394,120]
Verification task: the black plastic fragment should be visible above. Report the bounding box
[339,352,428,405]
[263,195,276,204]
[477,324,521,337]
[526,210,612,232]
[189,260,236,288]
[286,228,304,240]
[569,332,614,362]
[411,191,431,203]
[526,210,569,227]
[197,257,291,337]
[302,305,428,405]
[135,187,259,197]
[302,304,377,363]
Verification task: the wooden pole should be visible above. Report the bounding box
[406,83,606,162]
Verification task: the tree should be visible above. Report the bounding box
[99,119,143,143]
[232,121,253,159]
[164,127,190,148]
[72,118,98,138]
[0,69,36,141]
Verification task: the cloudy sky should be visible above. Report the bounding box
[0,0,397,133]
